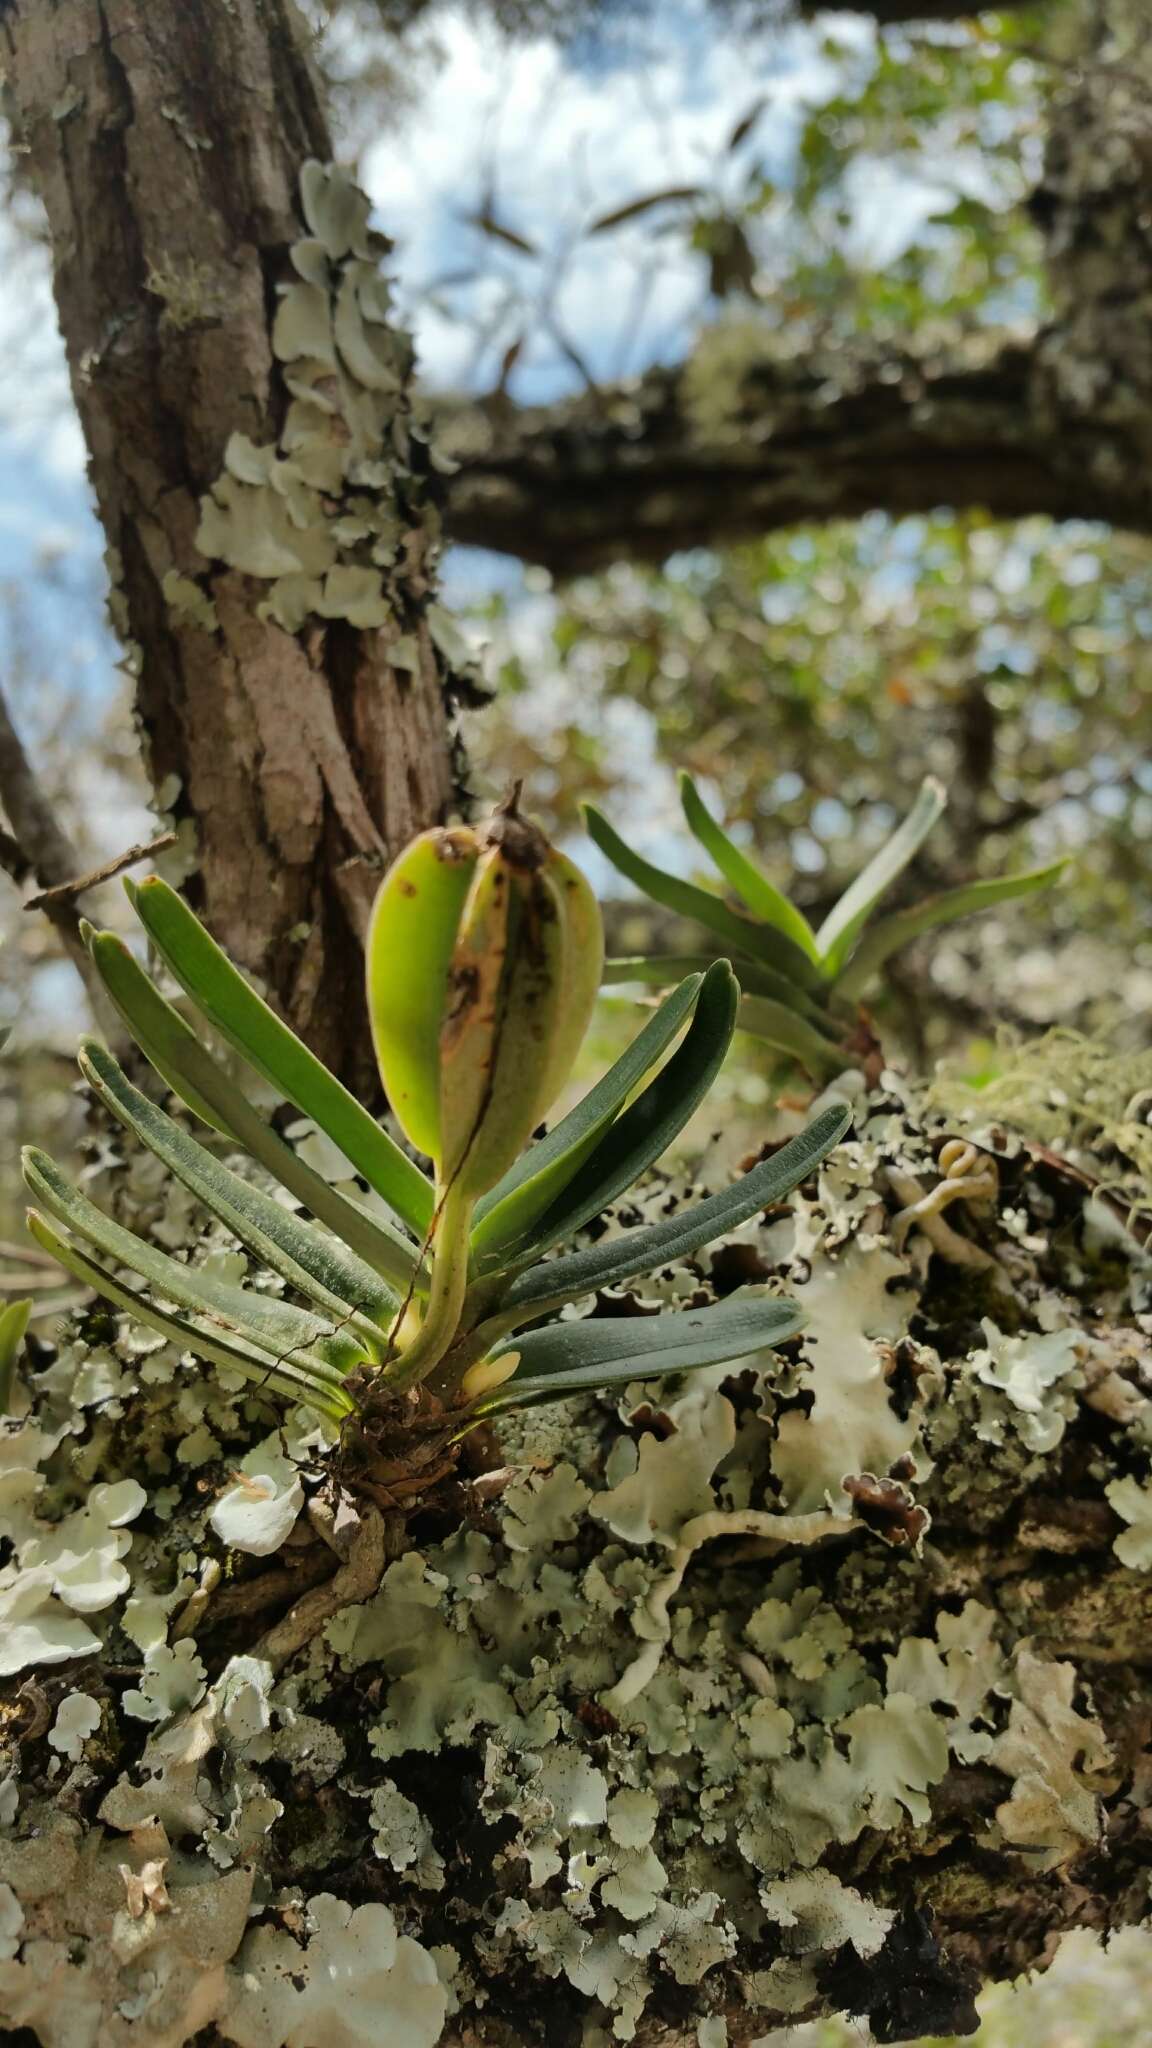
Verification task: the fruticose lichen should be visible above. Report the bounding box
[2,1062,1151,2045]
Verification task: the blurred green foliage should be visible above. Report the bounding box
[468,512,1152,1067]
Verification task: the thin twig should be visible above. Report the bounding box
[0,824,29,883]
[25,832,176,909]
[0,679,116,1024]
[0,683,81,890]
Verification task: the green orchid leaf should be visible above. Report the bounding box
[23,1148,366,1375]
[471,971,706,1263]
[679,773,820,961]
[602,953,841,1034]
[601,953,721,987]
[129,876,433,1236]
[83,923,228,1133]
[85,931,424,1295]
[517,960,738,1258]
[499,1102,851,1318]
[584,804,825,990]
[815,776,946,975]
[465,1290,805,1419]
[79,1039,397,1338]
[25,1211,356,1419]
[737,996,849,1077]
[0,1297,31,1412]
[835,858,1070,999]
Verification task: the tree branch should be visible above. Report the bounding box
[24,832,176,909]
[0,680,108,1012]
[438,334,1152,574]
[796,0,1045,18]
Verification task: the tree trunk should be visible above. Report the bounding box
[3,0,463,1088]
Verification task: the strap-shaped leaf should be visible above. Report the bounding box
[470,972,706,1263]
[81,923,226,1132]
[602,952,840,1031]
[679,774,820,962]
[85,931,423,1294]
[465,1291,805,1419]
[24,1148,366,1375]
[584,804,825,990]
[815,777,946,975]
[519,960,738,1257]
[499,1102,851,1318]
[129,877,433,1236]
[79,1039,396,1338]
[835,858,1069,999]
[737,996,849,1077]
[26,1211,356,1419]
[0,1297,30,1412]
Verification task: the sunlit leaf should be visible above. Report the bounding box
[815,777,947,974]
[679,774,821,959]
[0,1297,30,1412]
[129,877,433,1236]
[26,1212,356,1420]
[837,859,1069,998]
[585,804,825,988]
[471,971,705,1261]
[738,995,849,1076]
[85,930,423,1293]
[79,1038,398,1335]
[23,1148,367,1375]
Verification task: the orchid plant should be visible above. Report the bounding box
[23,806,849,1435]
[587,775,1065,1077]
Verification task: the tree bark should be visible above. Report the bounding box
[2,0,462,1088]
[437,338,1129,574]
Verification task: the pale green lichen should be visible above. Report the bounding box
[990,1648,1116,1871]
[1105,1472,1152,1566]
[0,1066,1146,2043]
[161,567,219,628]
[190,161,432,640]
[47,1692,102,1761]
[965,1319,1083,1454]
[208,1437,306,1556]
[148,267,227,336]
[220,1893,447,2048]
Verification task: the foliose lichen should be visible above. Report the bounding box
[187,160,461,655]
[1,1062,1149,2044]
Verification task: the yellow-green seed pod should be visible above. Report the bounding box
[366,826,479,1162]
[438,802,603,1199]
[534,845,604,1117]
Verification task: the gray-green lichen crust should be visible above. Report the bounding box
[187,159,462,661]
[1,1070,1150,2046]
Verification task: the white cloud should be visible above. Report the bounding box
[363,2,863,394]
